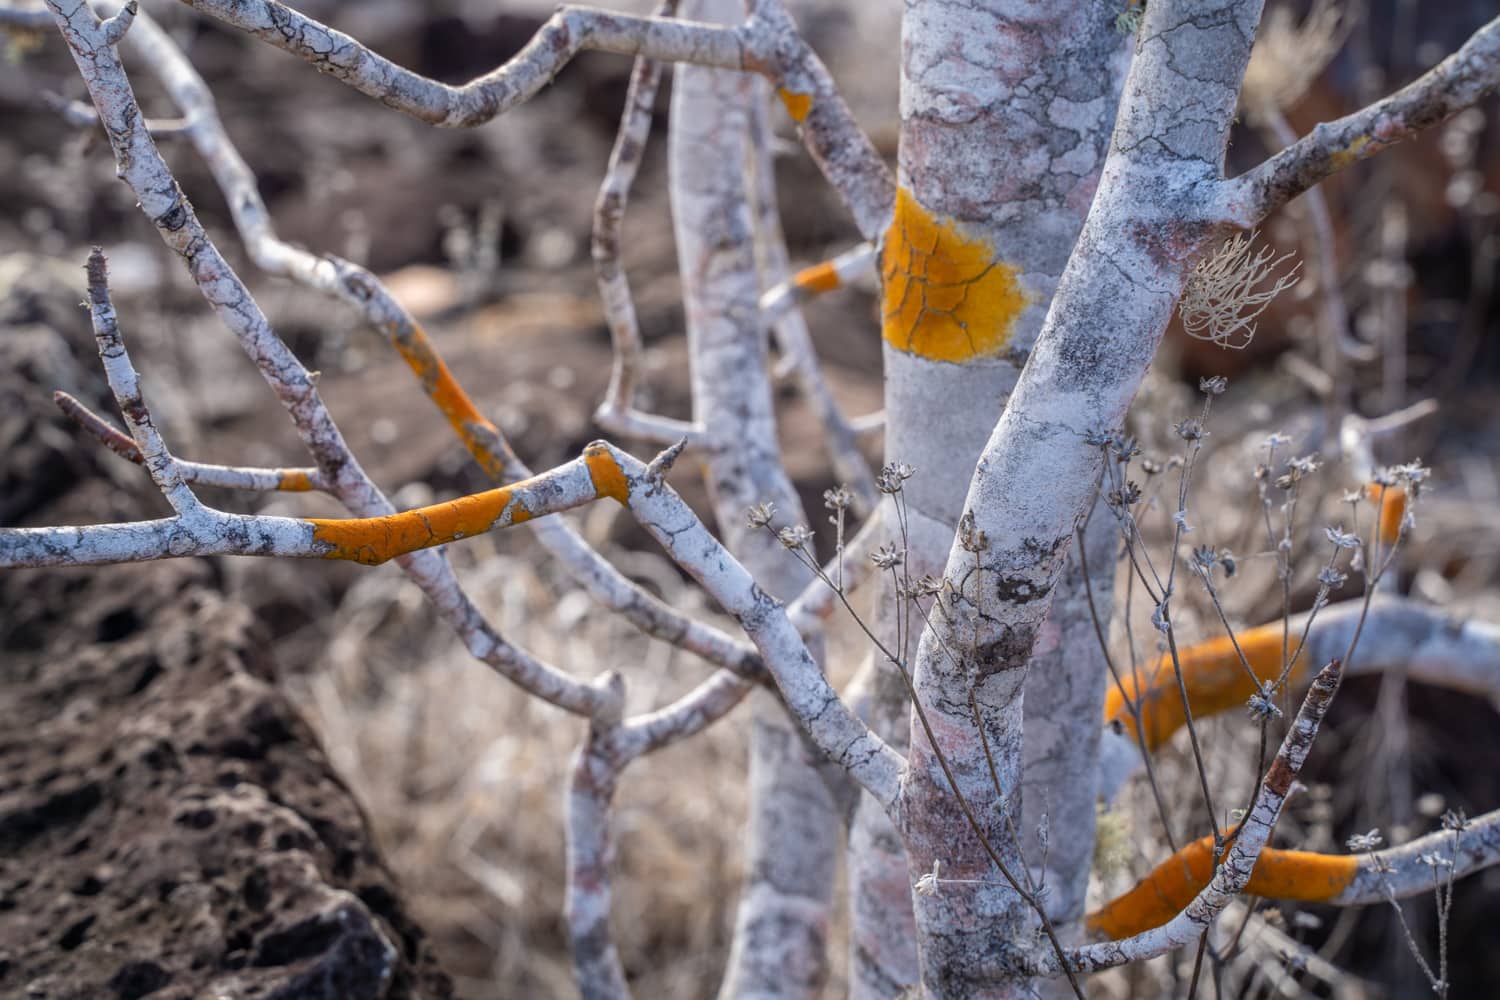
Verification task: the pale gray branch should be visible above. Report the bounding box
[100,1,763,684]
[1227,16,1500,224]
[168,0,893,238]
[41,0,621,722]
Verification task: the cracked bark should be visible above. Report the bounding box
[852,3,1127,995]
[897,1,1257,994]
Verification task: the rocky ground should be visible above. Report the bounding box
[0,559,455,1000]
[0,267,454,998]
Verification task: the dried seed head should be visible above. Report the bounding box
[870,544,904,570]
[1173,418,1206,441]
[1316,565,1348,589]
[1112,435,1141,462]
[777,524,814,550]
[1275,455,1320,491]
[1323,525,1361,550]
[1287,454,1321,476]
[913,575,945,597]
[746,501,777,529]
[1107,480,1143,509]
[1389,460,1431,497]
[875,462,916,494]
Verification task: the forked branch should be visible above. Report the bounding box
[170,0,894,237]
[83,1,764,683]
[1226,15,1500,225]
[568,671,753,998]
[0,427,904,811]
[55,391,328,493]
[1039,660,1343,975]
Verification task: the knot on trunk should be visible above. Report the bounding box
[975,623,1037,679]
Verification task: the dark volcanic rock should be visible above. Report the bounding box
[0,255,115,526]
[0,559,455,1000]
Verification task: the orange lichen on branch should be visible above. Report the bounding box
[309,485,530,565]
[584,443,630,504]
[879,188,1027,363]
[391,321,512,480]
[1366,482,1408,546]
[793,260,841,295]
[1086,833,1358,940]
[276,469,316,492]
[1104,624,1304,750]
[777,88,812,123]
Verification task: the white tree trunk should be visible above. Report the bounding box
[851,3,1127,994]
[671,4,840,994]
[896,1,1259,993]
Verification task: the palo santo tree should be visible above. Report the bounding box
[4,1,1500,997]
[668,2,843,992]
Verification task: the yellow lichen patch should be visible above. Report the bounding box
[1328,133,1372,172]
[1365,482,1408,546]
[309,486,527,565]
[778,88,813,123]
[1104,624,1302,751]
[277,469,316,492]
[880,188,1027,362]
[793,260,841,295]
[585,443,630,504]
[1086,834,1358,940]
